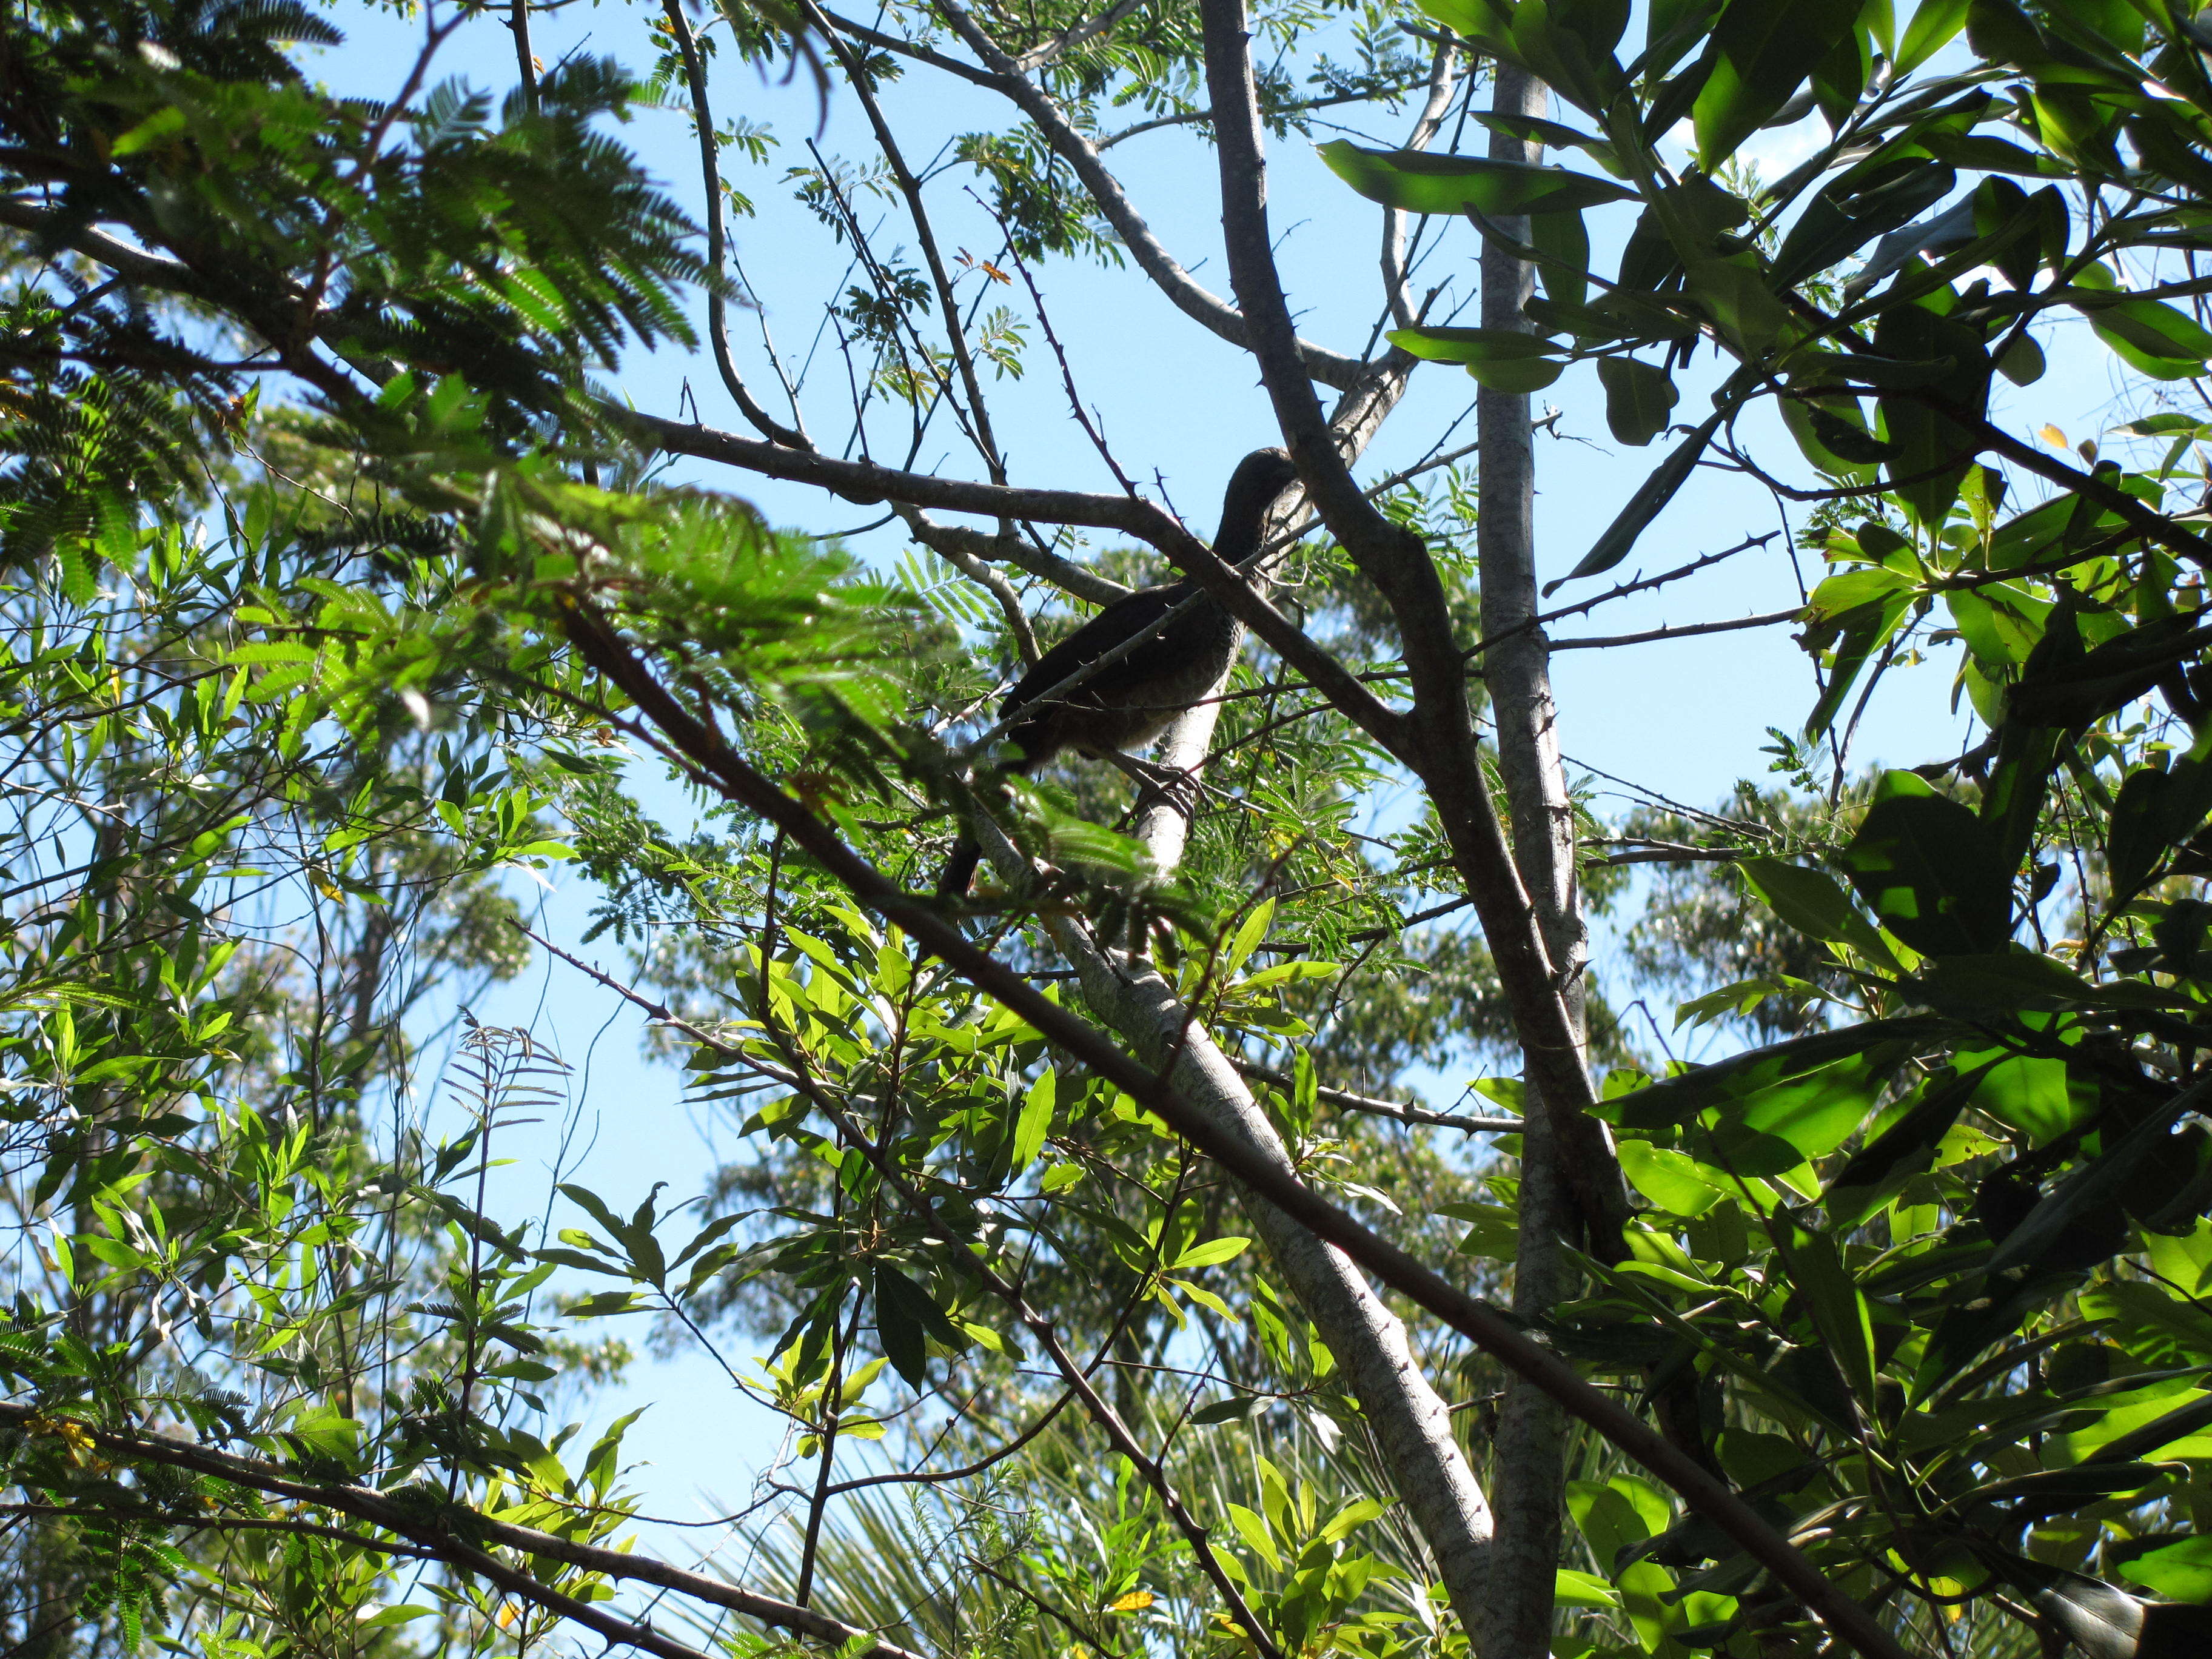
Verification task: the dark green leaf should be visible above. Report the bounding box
[1548,411,1724,592]
[1987,1084,2209,1278]
[1837,775,2012,956]
[1692,0,1865,165]
[1595,357,1679,446]
[1320,142,1638,216]
[1386,326,1563,366]
[1823,1062,1994,1227]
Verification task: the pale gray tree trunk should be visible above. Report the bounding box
[1087,358,1504,1645]
[1475,61,1581,1659]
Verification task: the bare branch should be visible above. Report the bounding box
[1194,0,1623,1264]
[1551,609,1803,651]
[803,0,1007,482]
[1382,41,1460,330]
[902,514,1130,605]
[902,0,1369,389]
[629,410,1409,752]
[1099,84,1423,150]
[662,0,814,451]
[900,505,1039,662]
[1227,1059,1524,1134]
[1011,0,1150,71]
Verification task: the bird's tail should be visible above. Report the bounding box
[936,835,983,899]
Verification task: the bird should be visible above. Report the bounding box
[936,447,1304,897]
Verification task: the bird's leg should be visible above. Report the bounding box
[1106,751,1204,822]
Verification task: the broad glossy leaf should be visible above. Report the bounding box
[1617,1139,1726,1216]
[1895,0,1969,72]
[1962,1051,2082,1145]
[2007,614,2212,729]
[1740,856,1899,967]
[1823,1061,1992,1228]
[1595,356,1678,446]
[1800,568,1915,740]
[1988,1084,2208,1277]
[1783,1223,1876,1409]
[1530,206,1591,309]
[873,1261,967,1386]
[1837,777,2012,956]
[1473,111,1624,175]
[1386,325,1562,365]
[1872,300,1991,526]
[2066,269,2212,380]
[1738,1052,1883,1158]
[2120,1537,2212,1604]
[1600,1017,1948,1130]
[1775,157,1958,287]
[1692,0,1865,165]
[1320,142,1637,216]
[1552,1568,1621,1608]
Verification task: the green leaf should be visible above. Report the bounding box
[2119,1537,2212,1603]
[1600,1018,1946,1131]
[1011,1069,1054,1176]
[1800,569,1915,741]
[1321,142,1639,216]
[1225,1501,1282,1571]
[873,1262,966,1386]
[356,1605,437,1629]
[1872,301,1990,526]
[1894,0,1969,72]
[1989,1090,2209,1278]
[1737,1052,1883,1159]
[1553,1568,1621,1609]
[1684,258,1794,356]
[1782,1222,1877,1410]
[1566,1478,1654,1570]
[1823,1062,1993,1227]
[1466,354,1567,392]
[1530,206,1592,309]
[1965,1051,2085,1146]
[1385,326,1563,366]
[1171,1235,1252,1270]
[1548,411,1724,592]
[1838,780,2013,956]
[1740,857,1899,968]
[2068,276,2212,381]
[1617,1140,1726,1216]
[1191,1393,1268,1425]
[1595,357,1678,446]
[1692,0,1865,166]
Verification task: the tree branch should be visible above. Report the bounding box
[914,0,1368,389]
[661,0,814,450]
[0,1404,928,1659]
[1194,0,1626,1264]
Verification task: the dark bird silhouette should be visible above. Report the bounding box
[937,447,1302,897]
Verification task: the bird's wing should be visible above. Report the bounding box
[1002,585,1185,715]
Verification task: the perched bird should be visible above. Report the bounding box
[937,447,1303,897]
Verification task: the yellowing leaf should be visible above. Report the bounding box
[1108,1591,1155,1613]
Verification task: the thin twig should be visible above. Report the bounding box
[1228,1059,1523,1134]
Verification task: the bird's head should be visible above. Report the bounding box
[1218,447,1303,562]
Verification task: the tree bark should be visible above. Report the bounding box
[1474,62,1588,1659]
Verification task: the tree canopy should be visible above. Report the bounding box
[5,2,2212,1658]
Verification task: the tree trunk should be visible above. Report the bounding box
[1038,360,1506,1645]
[1474,61,1581,1659]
